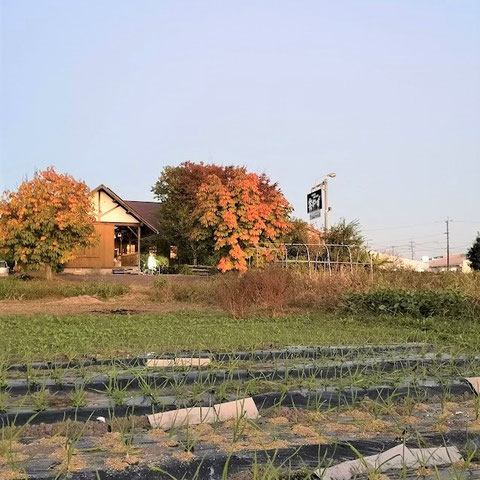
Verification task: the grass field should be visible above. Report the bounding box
[0,310,478,362]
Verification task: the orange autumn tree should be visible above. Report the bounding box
[193,169,292,272]
[0,167,96,279]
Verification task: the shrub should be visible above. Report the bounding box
[289,269,372,311]
[342,288,477,318]
[151,276,173,302]
[140,254,170,273]
[216,268,294,317]
[171,280,217,304]
[146,267,480,319]
[151,276,217,304]
[178,264,193,275]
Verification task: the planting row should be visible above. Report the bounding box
[1,378,476,426]
[4,342,432,372]
[2,352,478,396]
[4,402,480,479]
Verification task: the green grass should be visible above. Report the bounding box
[0,310,478,362]
[0,278,128,300]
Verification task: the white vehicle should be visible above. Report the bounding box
[0,261,9,277]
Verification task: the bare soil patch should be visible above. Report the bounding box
[0,274,214,316]
[0,285,211,316]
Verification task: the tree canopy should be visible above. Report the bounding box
[152,162,292,271]
[324,218,365,246]
[193,169,292,272]
[0,167,96,278]
[151,162,238,263]
[467,233,480,271]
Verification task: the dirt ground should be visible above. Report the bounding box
[0,274,211,316]
[0,294,193,316]
[60,273,197,285]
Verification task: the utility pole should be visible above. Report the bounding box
[409,240,415,260]
[445,217,450,270]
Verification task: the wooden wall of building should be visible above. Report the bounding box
[67,223,115,269]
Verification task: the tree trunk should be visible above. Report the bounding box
[45,264,53,281]
[191,245,198,266]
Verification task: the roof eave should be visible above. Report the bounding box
[92,185,159,234]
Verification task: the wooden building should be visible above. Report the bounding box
[65,185,160,274]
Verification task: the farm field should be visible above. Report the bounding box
[2,311,480,479]
[1,273,480,479]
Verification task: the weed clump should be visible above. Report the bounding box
[151,276,217,304]
[343,288,477,318]
[217,268,293,317]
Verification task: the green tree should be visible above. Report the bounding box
[324,218,365,246]
[467,233,480,271]
[323,219,370,266]
[281,218,310,244]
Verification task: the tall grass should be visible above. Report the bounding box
[151,267,480,318]
[0,278,128,300]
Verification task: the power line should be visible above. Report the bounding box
[362,221,444,232]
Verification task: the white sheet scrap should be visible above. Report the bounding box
[315,444,462,479]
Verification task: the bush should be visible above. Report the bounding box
[342,288,477,318]
[289,269,371,311]
[171,280,217,303]
[178,264,193,275]
[216,268,294,317]
[140,254,170,273]
[151,276,217,304]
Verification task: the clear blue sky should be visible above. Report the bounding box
[1,1,479,258]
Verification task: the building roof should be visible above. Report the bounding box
[124,201,161,231]
[92,185,160,234]
[429,253,467,268]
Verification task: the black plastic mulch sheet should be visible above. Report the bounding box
[20,431,480,480]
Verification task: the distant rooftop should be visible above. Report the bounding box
[429,253,467,268]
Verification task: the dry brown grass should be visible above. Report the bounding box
[169,268,480,317]
[5,266,478,319]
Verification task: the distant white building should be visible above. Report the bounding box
[371,252,429,272]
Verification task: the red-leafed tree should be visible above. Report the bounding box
[152,162,239,264]
[193,169,292,272]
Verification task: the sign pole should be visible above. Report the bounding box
[307,173,335,232]
[323,179,328,233]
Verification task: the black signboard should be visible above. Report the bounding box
[307,188,322,214]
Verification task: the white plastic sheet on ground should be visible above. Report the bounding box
[145,357,211,367]
[465,376,480,395]
[147,397,259,429]
[315,444,462,479]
